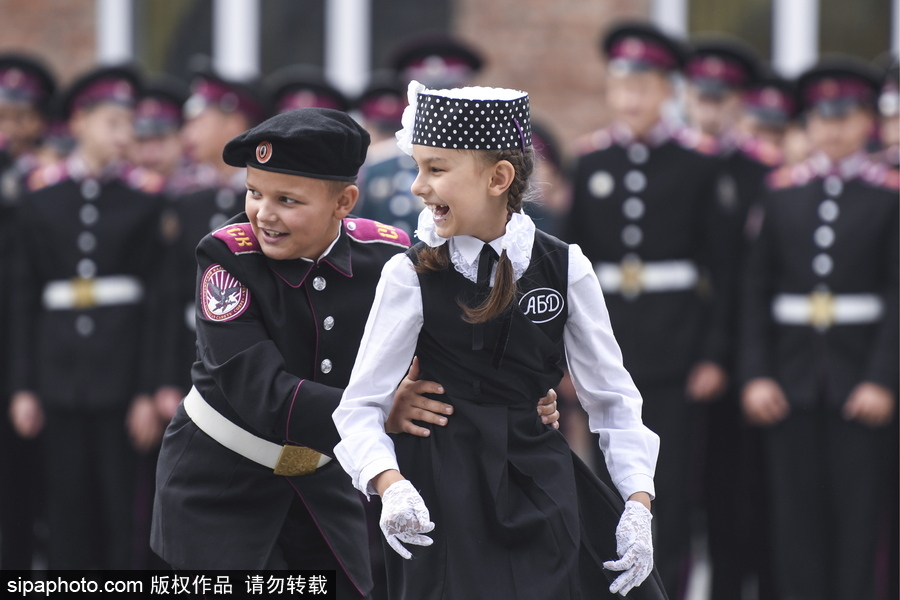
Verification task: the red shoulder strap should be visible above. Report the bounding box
[212,223,262,254]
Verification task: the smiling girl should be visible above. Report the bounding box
[334,83,666,599]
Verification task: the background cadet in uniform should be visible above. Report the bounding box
[130,75,189,197]
[523,119,572,239]
[872,50,899,600]
[682,38,782,600]
[8,64,167,570]
[739,56,898,600]
[683,35,762,144]
[565,21,730,598]
[153,66,267,423]
[0,51,55,571]
[355,34,484,236]
[874,57,899,169]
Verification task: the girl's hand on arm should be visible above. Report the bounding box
[603,497,654,595]
[377,474,435,560]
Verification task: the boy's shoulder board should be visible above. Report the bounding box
[212,222,262,254]
[344,218,411,247]
[766,163,813,190]
[573,128,613,156]
[675,127,719,156]
[740,138,783,167]
[860,160,900,191]
[26,161,70,192]
[122,165,166,194]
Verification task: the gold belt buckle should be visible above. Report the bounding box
[620,257,644,299]
[808,291,835,330]
[274,445,322,476]
[71,277,96,309]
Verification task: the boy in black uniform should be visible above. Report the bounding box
[150,108,560,595]
[154,66,267,419]
[8,64,167,569]
[0,51,55,571]
[131,75,189,195]
[684,39,786,599]
[565,21,730,597]
[740,56,898,600]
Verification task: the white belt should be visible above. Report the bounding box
[183,386,331,476]
[595,259,699,297]
[42,275,144,310]
[772,292,884,329]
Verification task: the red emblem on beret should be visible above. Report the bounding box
[256,141,273,164]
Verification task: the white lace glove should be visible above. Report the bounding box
[603,500,654,596]
[380,479,435,559]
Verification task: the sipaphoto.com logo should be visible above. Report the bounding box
[519,287,565,324]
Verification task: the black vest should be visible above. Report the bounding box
[408,229,569,405]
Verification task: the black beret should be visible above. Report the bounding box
[222,107,370,182]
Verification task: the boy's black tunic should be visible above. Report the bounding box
[151,213,408,593]
[390,230,667,600]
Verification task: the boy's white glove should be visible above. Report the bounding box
[603,500,654,596]
[380,479,435,559]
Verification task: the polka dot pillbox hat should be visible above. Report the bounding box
[396,80,532,155]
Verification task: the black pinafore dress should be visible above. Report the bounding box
[388,231,668,600]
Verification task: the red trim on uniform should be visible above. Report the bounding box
[284,380,304,444]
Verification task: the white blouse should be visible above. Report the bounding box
[333,213,659,502]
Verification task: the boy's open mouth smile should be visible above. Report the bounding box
[261,228,288,240]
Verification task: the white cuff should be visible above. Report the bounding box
[360,456,401,499]
[615,473,656,503]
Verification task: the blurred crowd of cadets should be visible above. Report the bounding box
[0,21,897,600]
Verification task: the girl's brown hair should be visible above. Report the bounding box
[415,147,535,323]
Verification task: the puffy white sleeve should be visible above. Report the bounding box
[333,253,423,497]
[563,244,659,501]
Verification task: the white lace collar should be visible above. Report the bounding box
[414,208,535,284]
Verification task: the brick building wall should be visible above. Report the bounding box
[0,0,97,87]
[455,0,651,160]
